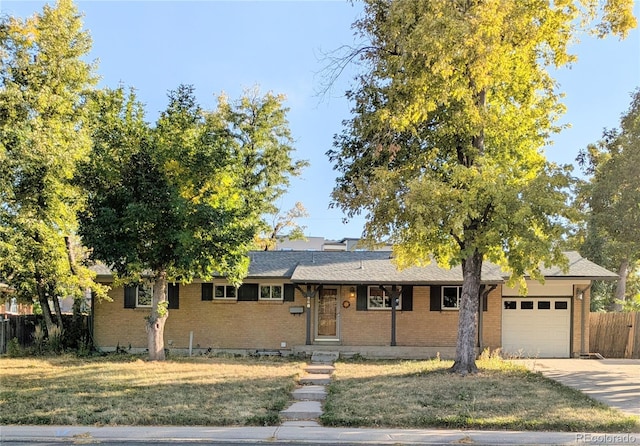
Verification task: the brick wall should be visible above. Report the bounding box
[481,286,502,350]
[572,286,590,356]
[339,285,502,350]
[94,282,307,351]
[95,282,503,352]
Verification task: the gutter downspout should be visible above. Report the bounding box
[478,285,496,351]
[577,284,592,357]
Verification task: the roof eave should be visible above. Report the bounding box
[542,275,618,281]
[291,279,504,285]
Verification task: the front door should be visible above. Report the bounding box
[316,288,338,339]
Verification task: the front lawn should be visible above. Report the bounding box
[2,354,637,432]
[321,356,640,432]
[0,355,303,426]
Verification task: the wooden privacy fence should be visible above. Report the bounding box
[0,314,91,354]
[0,314,39,354]
[589,312,640,358]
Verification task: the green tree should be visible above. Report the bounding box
[328,0,636,373]
[257,201,309,251]
[577,88,640,312]
[0,0,105,335]
[79,85,305,360]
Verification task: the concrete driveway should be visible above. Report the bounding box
[516,358,640,417]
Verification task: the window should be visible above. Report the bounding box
[504,301,517,310]
[538,301,551,310]
[215,285,236,300]
[126,283,178,309]
[555,301,568,310]
[367,286,401,310]
[442,286,462,310]
[136,283,152,307]
[260,284,283,300]
[521,301,534,310]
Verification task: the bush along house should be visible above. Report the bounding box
[92,250,616,359]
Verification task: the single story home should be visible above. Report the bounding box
[93,251,616,359]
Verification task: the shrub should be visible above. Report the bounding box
[47,326,64,353]
[6,337,22,357]
[32,325,46,355]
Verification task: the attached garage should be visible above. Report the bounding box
[501,297,571,358]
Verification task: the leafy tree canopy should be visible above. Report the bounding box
[328,0,635,372]
[257,202,309,251]
[79,85,305,359]
[576,88,640,311]
[0,0,105,332]
[81,85,307,284]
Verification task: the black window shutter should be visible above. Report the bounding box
[238,284,259,301]
[124,285,136,308]
[168,283,179,309]
[283,284,295,302]
[356,285,368,311]
[201,283,213,301]
[482,294,488,312]
[401,285,413,311]
[430,285,441,311]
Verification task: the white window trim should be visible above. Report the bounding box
[259,284,283,300]
[367,285,402,310]
[214,284,237,300]
[441,286,462,310]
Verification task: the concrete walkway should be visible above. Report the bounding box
[2,424,638,445]
[279,351,337,423]
[515,358,640,417]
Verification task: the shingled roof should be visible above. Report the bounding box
[287,251,503,284]
[534,251,618,280]
[243,250,614,284]
[92,250,616,283]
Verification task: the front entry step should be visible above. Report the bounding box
[311,351,339,364]
[279,400,323,420]
[304,364,335,375]
[299,374,331,385]
[279,353,337,424]
[292,385,327,401]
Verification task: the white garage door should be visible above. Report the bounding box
[502,297,571,358]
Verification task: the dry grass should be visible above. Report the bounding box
[0,355,303,426]
[321,356,640,432]
[3,353,638,432]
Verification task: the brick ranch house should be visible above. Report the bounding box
[92,251,616,359]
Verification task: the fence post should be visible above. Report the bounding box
[625,318,636,358]
[635,313,640,359]
[0,314,6,354]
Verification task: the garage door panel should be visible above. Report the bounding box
[502,297,570,358]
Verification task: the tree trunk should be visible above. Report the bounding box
[64,236,78,275]
[70,295,84,349]
[50,284,64,329]
[147,270,168,361]
[451,250,483,375]
[613,258,629,312]
[36,281,55,335]
[65,235,82,346]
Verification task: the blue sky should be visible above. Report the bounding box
[2,1,639,241]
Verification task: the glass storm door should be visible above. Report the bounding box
[317,288,338,338]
